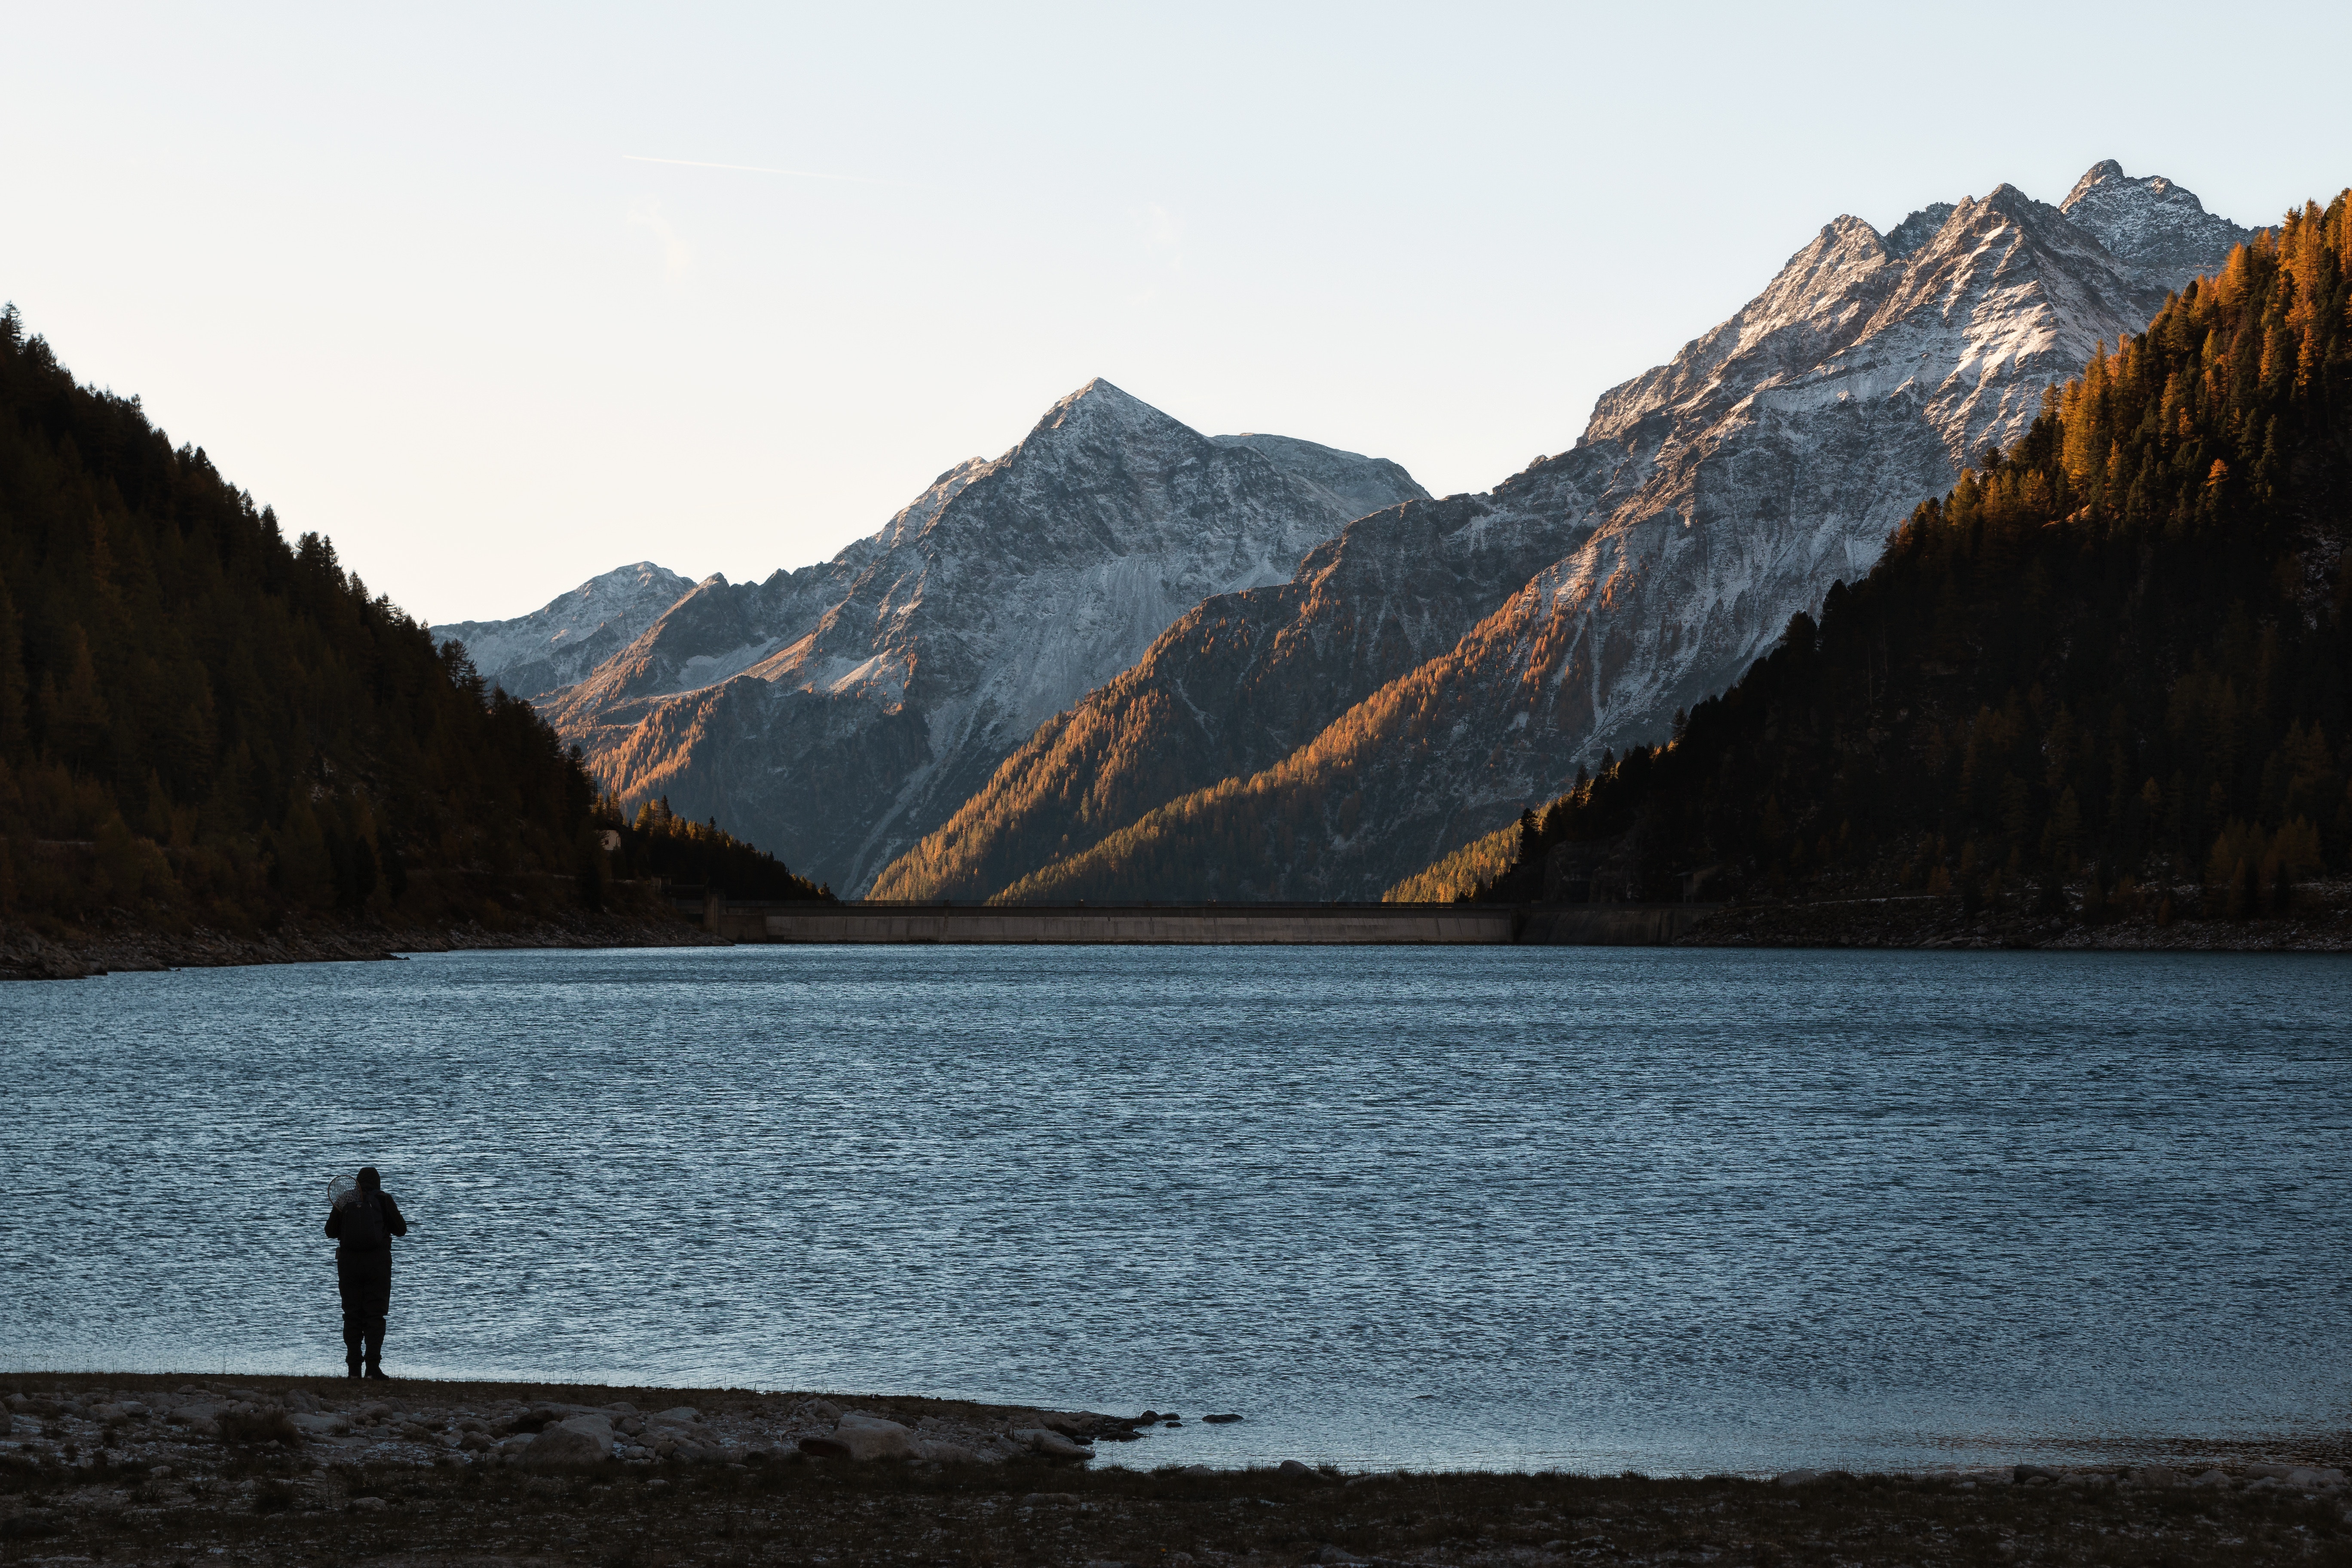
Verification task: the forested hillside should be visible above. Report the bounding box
[1451,194,2351,922]
[0,306,821,938]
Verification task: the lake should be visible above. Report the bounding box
[3,945,2346,1473]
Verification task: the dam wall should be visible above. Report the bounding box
[723,902,1518,945]
[696,898,1728,946]
[1516,904,1724,945]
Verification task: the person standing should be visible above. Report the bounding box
[325,1166,408,1379]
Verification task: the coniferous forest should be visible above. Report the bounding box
[1470,193,2352,925]
[0,306,823,941]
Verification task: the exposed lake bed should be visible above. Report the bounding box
[5,946,2348,1481]
[1,1372,2347,1568]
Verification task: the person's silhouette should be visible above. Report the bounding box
[325,1167,408,1379]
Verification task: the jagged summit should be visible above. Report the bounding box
[2069,156,2128,190]
[2058,158,2251,291]
[1883,203,1955,257]
[1011,378,1200,456]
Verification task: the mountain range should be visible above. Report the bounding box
[444,161,2250,901]
[451,388,1425,892]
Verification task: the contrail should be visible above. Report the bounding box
[623,154,898,186]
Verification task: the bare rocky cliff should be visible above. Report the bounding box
[882,162,2250,903]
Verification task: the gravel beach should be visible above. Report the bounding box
[3,1375,2348,1566]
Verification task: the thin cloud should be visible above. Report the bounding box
[628,202,692,281]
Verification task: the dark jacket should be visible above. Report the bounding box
[325,1191,409,1253]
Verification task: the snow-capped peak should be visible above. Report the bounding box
[2059,158,2252,291]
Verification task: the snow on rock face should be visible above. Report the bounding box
[534,380,1427,892]
[915,162,2252,904]
[2058,159,2252,291]
[435,562,696,701]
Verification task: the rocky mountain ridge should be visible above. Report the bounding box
[467,382,1425,891]
[437,562,695,701]
[877,160,2253,903]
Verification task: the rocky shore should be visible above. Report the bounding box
[0,908,726,982]
[1681,879,2352,953]
[3,1375,2348,1566]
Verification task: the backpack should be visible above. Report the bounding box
[342,1192,388,1249]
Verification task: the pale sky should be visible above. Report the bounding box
[4,2,2346,627]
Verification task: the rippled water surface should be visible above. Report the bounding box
[5,945,2348,1472]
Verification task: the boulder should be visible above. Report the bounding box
[289,1413,351,1438]
[350,1495,388,1513]
[2190,1469,2234,1488]
[1774,1469,1825,1486]
[652,1406,702,1424]
[1013,1427,1093,1461]
[525,1415,616,1468]
[917,1438,983,1465]
[800,1414,921,1463]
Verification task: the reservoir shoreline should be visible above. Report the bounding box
[3,1372,2345,1568]
[11,874,2352,981]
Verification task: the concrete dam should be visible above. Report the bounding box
[690,897,1724,946]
